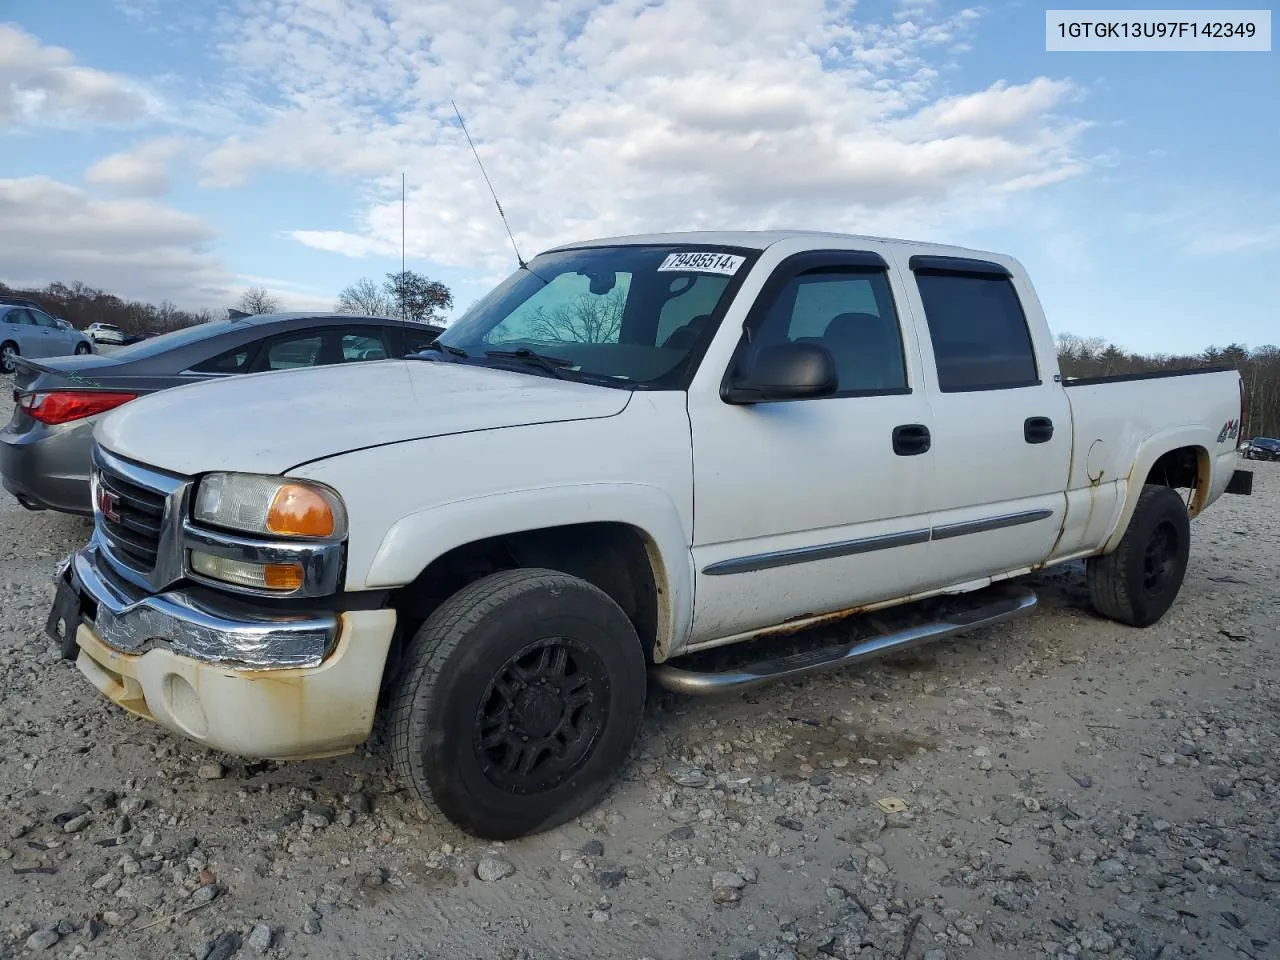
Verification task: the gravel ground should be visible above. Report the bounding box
[1,380,1277,960]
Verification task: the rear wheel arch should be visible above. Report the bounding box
[1102,441,1208,554]
[1142,444,1210,515]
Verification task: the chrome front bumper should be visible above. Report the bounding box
[52,544,339,669]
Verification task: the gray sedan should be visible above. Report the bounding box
[0,303,94,372]
[1,311,442,515]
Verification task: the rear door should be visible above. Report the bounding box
[893,251,1071,587]
[31,310,73,354]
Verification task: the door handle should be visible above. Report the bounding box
[892,423,931,456]
[1024,416,1054,444]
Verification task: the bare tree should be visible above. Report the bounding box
[335,277,394,317]
[523,288,624,344]
[236,287,281,315]
[385,270,452,323]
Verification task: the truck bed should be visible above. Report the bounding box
[1050,365,1245,564]
[1062,364,1236,387]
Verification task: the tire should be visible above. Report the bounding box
[74,342,91,355]
[0,341,18,374]
[389,568,647,840]
[1086,484,1190,628]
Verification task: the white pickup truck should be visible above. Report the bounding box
[48,231,1254,840]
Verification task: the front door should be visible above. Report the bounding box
[688,247,937,646]
[10,310,52,358]
[892,250,1071,588]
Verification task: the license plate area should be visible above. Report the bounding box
[46,575,84,648]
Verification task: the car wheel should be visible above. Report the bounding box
[1086,484,1190,628]
[389,567,647,840]
[74,342,92,355]
[0,341,18,374]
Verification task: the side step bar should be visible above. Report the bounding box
[650,584,1038,695]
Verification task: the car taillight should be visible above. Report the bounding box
[18,391,138,425]
[1238,377,1247,449]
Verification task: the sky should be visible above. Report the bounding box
[1,0,1275,354]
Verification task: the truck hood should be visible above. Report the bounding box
[95,359,632,476]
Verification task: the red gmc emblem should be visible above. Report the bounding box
[96,485,121,523]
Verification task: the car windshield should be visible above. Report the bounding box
[433,244,756,388]
[106,320,238,360]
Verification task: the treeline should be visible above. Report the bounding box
[0,280,215,336]
[4,278,1276,437]
[1057,334,1280,439]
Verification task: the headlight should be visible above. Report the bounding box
[194,473,347,539]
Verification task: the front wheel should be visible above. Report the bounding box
[389,568,647,840]
[1086,484,1190,627]
[0,341,18,374]
[74,342,91,355]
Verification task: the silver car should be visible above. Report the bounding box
[0,304,94,372]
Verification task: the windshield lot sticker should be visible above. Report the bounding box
[657,252,746,275]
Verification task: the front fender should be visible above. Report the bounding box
[363,483,695,661]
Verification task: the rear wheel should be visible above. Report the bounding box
[74,342,91,355]
[0,341,18,374]
[1087,484,1190,627]
[389,568,647,840]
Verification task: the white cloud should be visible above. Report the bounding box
[0,23,152,128]
[912,78,1078,134]
[193,0,1092,271]
[0,176,227,302]
[1188,226,1280,256]
[85,136,187,196]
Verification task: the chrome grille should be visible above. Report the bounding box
[95,460,166,572]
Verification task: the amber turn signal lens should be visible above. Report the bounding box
[266,483,336,538]
[262,563,305,591]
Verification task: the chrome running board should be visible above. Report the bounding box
[650,584,1038,695]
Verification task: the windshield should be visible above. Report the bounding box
[434,244,756,388]
[106,320,239,360]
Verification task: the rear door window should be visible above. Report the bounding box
[189,344,257,374]
[912,268,1039,392]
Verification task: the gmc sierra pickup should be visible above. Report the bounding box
[46,230,1253,840]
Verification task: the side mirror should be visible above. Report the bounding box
[722,341,838,404]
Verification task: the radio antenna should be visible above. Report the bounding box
[400,171,406,323]
[451,99,527,270]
